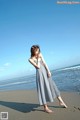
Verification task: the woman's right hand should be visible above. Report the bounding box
[47,71,51,78]
[36,53,41,60]
[37,53,41,58]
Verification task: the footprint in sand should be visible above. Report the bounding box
[74,106,80,111]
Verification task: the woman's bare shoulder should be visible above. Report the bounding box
[28,57,36,63]
[28,57,33,61]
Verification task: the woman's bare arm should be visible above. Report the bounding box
[28,58,40,69]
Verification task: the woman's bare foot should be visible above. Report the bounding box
[59,102,67,108]
[57,96,67,108]
[43,104,53,113]
[44,108,53,113]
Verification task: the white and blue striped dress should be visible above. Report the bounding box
[35,58,60,105]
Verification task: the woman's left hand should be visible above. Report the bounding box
[47,71,51,78]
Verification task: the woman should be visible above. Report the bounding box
[28,45,67,113]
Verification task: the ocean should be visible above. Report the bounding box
[0,65,80,92]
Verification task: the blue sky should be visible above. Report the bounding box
[0,0,80,80]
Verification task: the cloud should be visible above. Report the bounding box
[0,62,11,72]
[4,62,11,67]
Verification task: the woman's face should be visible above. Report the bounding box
[35,48,39,56]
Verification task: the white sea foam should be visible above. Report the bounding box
[56,65,80,71]
[0,80,35,88]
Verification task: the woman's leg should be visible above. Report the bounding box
[57,96,67,108]
[43,104,53,113]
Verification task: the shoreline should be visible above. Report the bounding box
[0,90,80,120]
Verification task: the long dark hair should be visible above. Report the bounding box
[30,45,40,57]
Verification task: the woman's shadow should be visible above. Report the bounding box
[0,101,39,113]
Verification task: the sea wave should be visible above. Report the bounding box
[0,80,36,88]
[55,65,80,72]
[0,65,80,92]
